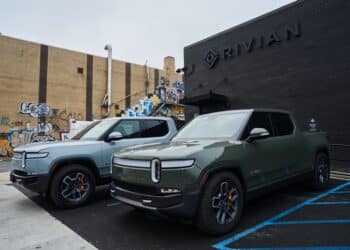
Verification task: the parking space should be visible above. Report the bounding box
[213,181,350,250]
[13,176,350,250]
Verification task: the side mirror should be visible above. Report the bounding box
[107,132,123,142]
[246,128,270,143]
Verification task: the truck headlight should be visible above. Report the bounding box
[112,157,150,168]
[161,160,195,169]
[26,152,49,159]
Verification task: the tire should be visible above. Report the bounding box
[195,172,244,235]
[49,164,96,208]
[312,153,330,189]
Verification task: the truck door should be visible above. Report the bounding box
[241,112,283,186]
[102,119,144,176]
[101,119,171,176]
[269,112,299,175]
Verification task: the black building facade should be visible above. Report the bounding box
[183,0,350,165]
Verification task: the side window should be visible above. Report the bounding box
[111,120,141,138]
[241,112,273,140]
[142,120,169,137]
[270,113,294,136]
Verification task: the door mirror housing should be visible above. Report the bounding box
[107,132,123,142]
[246,128,270,142]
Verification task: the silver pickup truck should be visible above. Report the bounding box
[10,117,177,208]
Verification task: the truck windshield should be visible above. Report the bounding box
[72,119,116,140]
[173,112,249,140]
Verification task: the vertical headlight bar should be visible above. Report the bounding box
[151,159,161,183]
[21,152,26,168]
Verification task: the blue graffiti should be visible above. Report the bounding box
[124,80,185,117]
[126,100,154,117]
[172,81,184,91]
[7,129,35,148]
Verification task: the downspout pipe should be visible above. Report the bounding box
[104,44,112,113]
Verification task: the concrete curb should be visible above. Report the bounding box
[0,184,97,250]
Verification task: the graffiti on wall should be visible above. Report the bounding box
[37,122,53,134]
[0,102,84,156]
[8,130,34,148]
[123,80,185,118]
[0,130,33,157]
[0,134,13,157]
[0,116,10,128]
[19,102,58,118]
[57,109,83,126]
[155,80,184,104]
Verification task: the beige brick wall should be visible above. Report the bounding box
[92,55,107,118]
[0,36,40,133]
[46,46,87,137]
[0,35,183,150]
[110,59,126,116]
[130,64,148,107]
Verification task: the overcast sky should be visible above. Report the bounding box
[1,0,295,69]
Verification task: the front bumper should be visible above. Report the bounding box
[110,181,199,218]
[10,170,49,193]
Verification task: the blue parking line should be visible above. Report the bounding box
[218,247,350,250]
[308,201,350,205]
[106,201,122,207]
[332,191,350,194]
[212,181,350,250]
[272,219,350,225]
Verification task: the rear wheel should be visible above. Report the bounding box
[50,164,96,208]
[195,172,244,235]
[312,153,330,189]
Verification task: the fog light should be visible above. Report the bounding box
[160,188,181,194]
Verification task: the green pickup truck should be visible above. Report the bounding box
[110,109,330,235]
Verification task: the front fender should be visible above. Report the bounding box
[49,155,101,179]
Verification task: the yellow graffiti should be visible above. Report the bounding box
[148,95,161,108]
[0,139,13,157]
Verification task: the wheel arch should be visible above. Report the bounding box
[48,157,101,189]
[199,165,247,199]
[315,146,330,158]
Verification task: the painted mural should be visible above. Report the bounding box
[0,79,184,157]
[0,103,83,157]
[124,80,185,118]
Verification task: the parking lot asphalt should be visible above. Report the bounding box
[14,177,350,250]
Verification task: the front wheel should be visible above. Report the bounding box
[50,164,96,208]
[312,153,330,189]
[195,172,244,235]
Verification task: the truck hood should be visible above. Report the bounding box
[115,139,242,161]
[14,140,102,153]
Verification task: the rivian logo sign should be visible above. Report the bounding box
[204,23,301,69]
[204,49,220,69]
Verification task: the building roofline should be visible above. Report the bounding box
[0,34,168,70]
[184,0,303,50]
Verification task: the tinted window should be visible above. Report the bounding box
[111,120,141,138]
[142,120,169,137]
[174,112,249,140]
[73,120,115,140]
[241,112,273,140]
[271,113,294,136]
